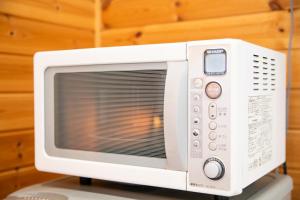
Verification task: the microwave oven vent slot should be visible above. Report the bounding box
[252,54,277,92]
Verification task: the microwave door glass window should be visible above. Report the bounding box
[54,70,167,158]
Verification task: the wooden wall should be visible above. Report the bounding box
[100,0,300,198]
[0,0,94,198]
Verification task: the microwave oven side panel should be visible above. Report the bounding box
[239,41,286,188]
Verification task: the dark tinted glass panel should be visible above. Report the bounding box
[54,70,167,158]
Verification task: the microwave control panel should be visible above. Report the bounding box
[187,45,231,192]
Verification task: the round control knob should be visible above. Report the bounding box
[203,158,225,180]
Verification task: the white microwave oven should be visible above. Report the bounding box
[34,39,286,196]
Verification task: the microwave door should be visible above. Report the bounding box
[44,62,187,171]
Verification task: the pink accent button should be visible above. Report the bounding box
[205,82,222,99]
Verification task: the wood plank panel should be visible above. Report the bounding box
[291,49,300,89]
[0,130,34,172]
[289,89,300,130]
[287,130,300,170]
[281,49,300,89]
[102,0,178,28]
[176,0,299,21]
[285,131,300,200]
[0,54,32,92]
[0,14,94,55]
[95,0,102,47]
[101,10,300,50]
[0,166,62,199]
[102,0,299,29]
[0,0,94,30]
[287,169,300,200]
[0,93,33,132]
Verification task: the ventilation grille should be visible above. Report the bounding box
[252,54,277,91]
[54,70,167,158]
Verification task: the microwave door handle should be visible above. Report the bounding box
[164,61,188,171]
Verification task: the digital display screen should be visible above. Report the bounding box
[204,49,226,75]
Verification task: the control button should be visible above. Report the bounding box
[193,78,203,88]
[193,106,200,113]
[193,129,200,136]
[209,131,217,140]
[208,103,217,119]
[203,158,225,180]
[193,94,201,101]
[193,118,200,125]
[209,121,217,130]
[205,82,222,99]
[208,142,217,151]
[193,140,200,148]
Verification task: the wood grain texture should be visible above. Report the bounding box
[95,0,102,47]
[285,131,300,200]
[176,0,299,21]
[102,0,299,29]
[281,49,300,89]
[291,49,300,89]
[289,89,300,130]
[0,93,33,132]
[102,0,178,28]
[0,166,62,199]
[288,169,300,200]
[0,14,94,55]
[101,10,300,50]
[0,54,33,92]
[0,130,34,172]
[287,130,300,170]
[0,0,94,29]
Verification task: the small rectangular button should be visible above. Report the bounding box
[208,103,217,119]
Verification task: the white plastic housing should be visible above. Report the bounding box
[34,39,286,196]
